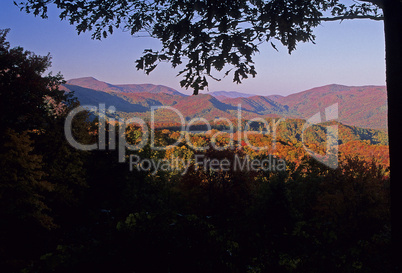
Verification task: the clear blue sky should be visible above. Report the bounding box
[0,1,386,96]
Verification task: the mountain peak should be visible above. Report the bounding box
[66,77,100,84]
[116,83,186,96]
[65,77,122,92]
[65,77,186,96]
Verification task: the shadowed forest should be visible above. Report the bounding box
[0,29,393,272]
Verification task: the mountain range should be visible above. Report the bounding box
[61,77,387,131]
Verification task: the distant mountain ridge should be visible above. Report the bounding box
[273,84,387,130]
[66,77,185,96]
[209,91,257,98]
[62,77,291,121]
[62,77,387,130]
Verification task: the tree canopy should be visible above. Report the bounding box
[0,28,66,131]
[0,29,93,271]
[17,0,383,94]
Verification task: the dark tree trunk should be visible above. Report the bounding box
[382,0,402,270]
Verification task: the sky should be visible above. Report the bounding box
[0,1,386,96]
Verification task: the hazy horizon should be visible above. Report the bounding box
[65,76,387,98]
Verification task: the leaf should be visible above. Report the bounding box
[271,42,279,52]
[145,64,157,74]
[135,59,144,70]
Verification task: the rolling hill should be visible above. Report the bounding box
[65,77,185,96]
[62,78,387,131]
[60,84,148,113]
[272,84,387,130]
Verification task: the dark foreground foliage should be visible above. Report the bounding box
[0,29,393,272]
[15,149,392,273]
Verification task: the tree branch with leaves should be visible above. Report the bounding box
[16,0,383,94]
